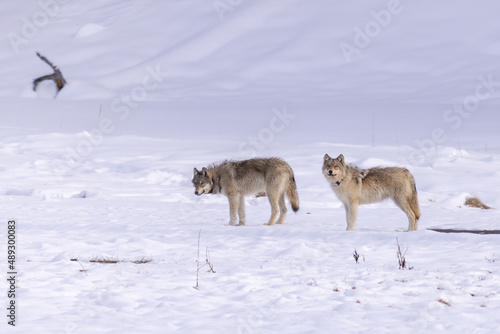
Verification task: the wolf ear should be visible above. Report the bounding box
[193,167,200,176]
[202,167,212,179]
[337,154,345,166]
[324,154,331,161]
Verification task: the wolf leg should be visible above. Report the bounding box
[227,194,239,226]
[237,195,246,226]
[275,192,288,224]
[345,202,358,231]
[394,198,417,231]
[406,211,417,232]
[408,189,420,231]
[264,191,280,225]
[404,211,417,232]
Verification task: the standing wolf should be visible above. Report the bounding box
[192,158,299,226]
[322,154,420,231]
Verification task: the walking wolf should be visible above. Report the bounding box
[193,158,299,226]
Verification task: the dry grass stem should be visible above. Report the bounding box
[464,196,492,210]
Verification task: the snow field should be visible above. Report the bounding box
[1,0,500,333]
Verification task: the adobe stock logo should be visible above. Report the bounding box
[213,0,244,21]
[237,107,295,157]
[7,0,63,54]
[407,74,500,164]
[339,0,411,64]
[64,64,167,168]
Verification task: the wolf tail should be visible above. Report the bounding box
[410,182,421,220]
[286,174,299,212]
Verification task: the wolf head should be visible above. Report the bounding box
[192,167,213,195]
[322,154,345,186]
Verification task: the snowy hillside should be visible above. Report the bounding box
[1,1,500,333]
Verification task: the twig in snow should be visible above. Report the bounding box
[353,249,360,264]
[396,237,409,270]
[206,247,216,273]
[71,258,88,276]
[194,229,201,289]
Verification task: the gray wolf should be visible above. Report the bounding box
[322,154,420,231]
[192,158,299,226]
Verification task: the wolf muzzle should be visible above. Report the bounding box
[327,170,340,186]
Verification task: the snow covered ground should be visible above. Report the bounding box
[1,1,500,333]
